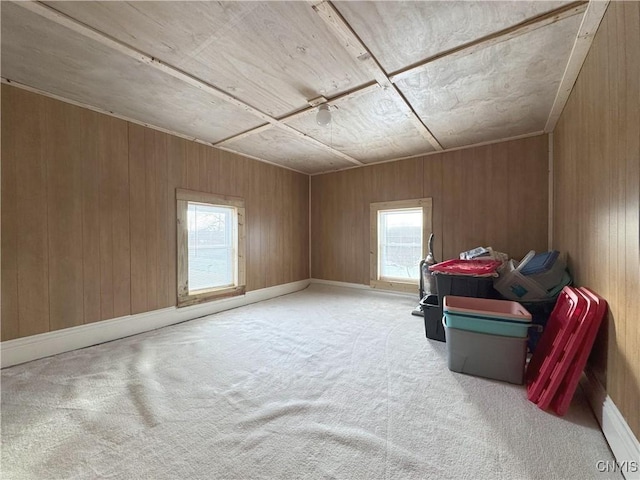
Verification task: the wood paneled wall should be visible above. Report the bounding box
[311,134,549,285]
[1,85,309,340]
[552,2,639,438]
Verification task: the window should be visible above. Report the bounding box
[177,189,245,306]
[370,198,432,293]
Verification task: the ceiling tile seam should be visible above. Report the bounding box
[215,124,274,146]
[544,0,610,133]
[18,1,362,167]
[215,82,380,145]
[271,123,364,166]
[388,1,589,85]
[214,145,309,176]
[20,1,272,125]
[311,0,444,151]
[279,82,380,124]
[0,77,208,145]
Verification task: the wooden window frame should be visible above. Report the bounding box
[370,198,433,293]
[176,188,246,307]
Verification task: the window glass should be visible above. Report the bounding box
[369,198,431,293]
[177,189,245,307]
[187,203,235,292]
[378,208,423,281]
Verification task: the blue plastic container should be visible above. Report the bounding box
[520,251,566,290]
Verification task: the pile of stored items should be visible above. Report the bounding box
[419,247,572,350]
[418,247,607,415]
[419,257,502,342]
[493,250,571,302]
[482,248,572,351]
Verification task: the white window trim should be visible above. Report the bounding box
[369,198,433,294]
[176,188,246,307]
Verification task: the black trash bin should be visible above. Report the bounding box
[420,294,445,342]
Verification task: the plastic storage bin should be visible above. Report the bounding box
[444,319,528,384]
[435,273,496,300]
[493,259,548,301]
[520,251,566,290]
[429,259,502,276]
[443,296,532,338]
[520,297,560,352]
[419,295,445,342]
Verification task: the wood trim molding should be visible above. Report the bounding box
[369,198,433,293]
[370,198,433,211]
[1,78,310,175]
[177,199,189,300]
[176,188,245,208]
[14,1,363,167]
[10,1,583,174]
[177,285,247,308]
[308,131,547,176]
[269,82,380,126]
[176,191,247,307]
[369,279,418,294]
[389,2,588,84]
[544,0,610,132]
[548,132,554,250]
[581,370,640,480]
[311,0,443,151]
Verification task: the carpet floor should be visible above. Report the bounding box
[1,284,620,479]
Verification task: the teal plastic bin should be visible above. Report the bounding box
[443,295,532,338]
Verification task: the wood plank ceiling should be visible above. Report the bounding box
[1,1,601,174]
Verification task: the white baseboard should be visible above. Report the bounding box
[309,278,416,298]
[581,370,640,480]
[1,279,310,369]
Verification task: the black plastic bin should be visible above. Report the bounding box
[420,294,445,342]
[520,297,559,353]
[434,273,496,300]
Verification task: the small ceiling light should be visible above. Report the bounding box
[316,104,331,126]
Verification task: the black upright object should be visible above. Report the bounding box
[411,261,428,317]
[411,234,437,317]
[420,294,445,342]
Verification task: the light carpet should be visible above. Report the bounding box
[1,284,620,479]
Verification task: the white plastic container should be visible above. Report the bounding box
[520,251,567,290]
[493,252,549,301]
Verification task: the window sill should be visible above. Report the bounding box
[370,279,419,294]
[177,285,246,308]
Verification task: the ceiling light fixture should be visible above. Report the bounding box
[316,104,331,126]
